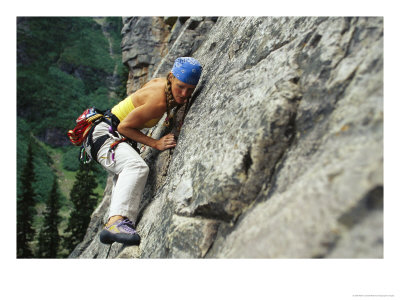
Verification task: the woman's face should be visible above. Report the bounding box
[170,75,196,104]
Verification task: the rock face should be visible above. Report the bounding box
[121,17,217,94]
[70,17,383,258]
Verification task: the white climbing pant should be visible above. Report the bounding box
[85,122,149,224]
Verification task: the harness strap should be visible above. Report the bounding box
[83,111,140,165]
[104,110,120,132]
[104,110,140,154]
[85,117,111,163]
[90,134,110,162]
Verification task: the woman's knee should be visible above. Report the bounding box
[137,161,149,176]
[123,158,149,176]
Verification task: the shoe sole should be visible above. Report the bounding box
[99,229,141,246]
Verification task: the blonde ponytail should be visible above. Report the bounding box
[164,73,176,126]
[164,72,192,127]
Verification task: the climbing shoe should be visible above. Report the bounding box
[99,218,141,246]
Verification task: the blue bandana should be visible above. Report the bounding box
[171,57,202,85]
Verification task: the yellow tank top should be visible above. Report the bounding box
[111,95,161,129]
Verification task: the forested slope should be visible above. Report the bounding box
[17,17,127,257]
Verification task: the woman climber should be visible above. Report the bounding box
[84,57,202,246]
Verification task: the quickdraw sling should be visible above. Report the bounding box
[67,107,104,146]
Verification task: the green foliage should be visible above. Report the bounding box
[37,177,63,258]
[115,63,130,99]
[17,17,125,256]
[17,118,30,192]
[58,21,114,74]
[17,16,123,205]
[60,32,114,73]
[93,163,108,194]
[17,141,37,258]
[61,146,107,192]
[105,17,124,56]
[17,17,122,135]
[32,159,55,204]
[17,133,66,258]
[79,86,113,111]
[17,118,54,204]
[63,162,99,253]
[31,140,54,204]
[62,146,80,171]
[17,17,70,69]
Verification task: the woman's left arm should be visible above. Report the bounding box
[117,102,176,151]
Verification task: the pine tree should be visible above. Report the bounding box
[37,176,62,258]
[17,142,36,258]
[64,162,98,253]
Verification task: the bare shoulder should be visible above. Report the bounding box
[142,77,166,89]
[133,78,167,114]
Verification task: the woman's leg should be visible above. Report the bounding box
[98,142,149,225]
[87,122,149,225]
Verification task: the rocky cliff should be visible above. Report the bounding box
[69,16,383,258]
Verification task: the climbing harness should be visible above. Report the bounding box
[68,108,138,165]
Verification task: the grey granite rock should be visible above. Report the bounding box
[72,17,383,259]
